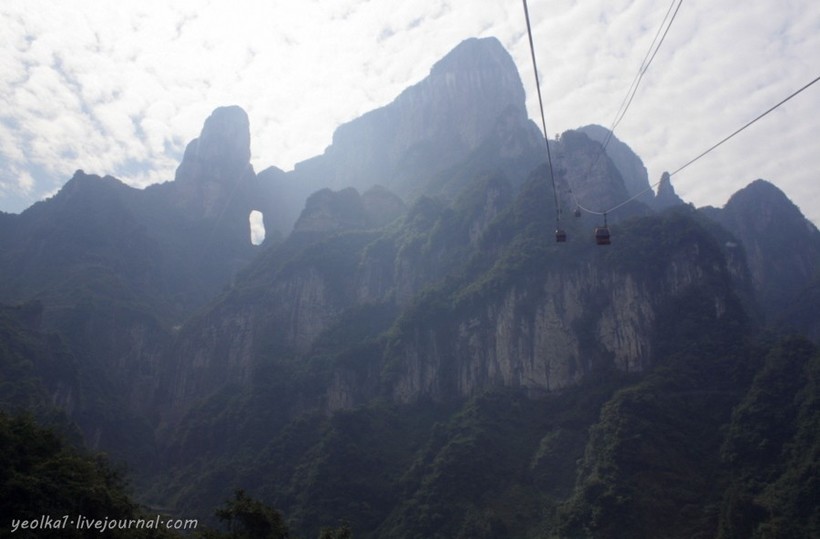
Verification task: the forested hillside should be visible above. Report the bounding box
[1,37,818,538]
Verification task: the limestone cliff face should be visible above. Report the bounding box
[555,130,642,219]
[577,124,651,202]
[707,179,820,336]
[318,37,527,193]
[172,105,256,220]
[385,239,730,404]
[163,166,745,421]
[163,301,258,417]
[162,199,738,424]
[268,36,538,240]
[653,171,685,210]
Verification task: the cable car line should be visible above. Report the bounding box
[576,72,820,221]
[668,73,820,177]
[520,2,817,245]
[570,0,684,222]
[599,0,682,151]
[521,0,564,242]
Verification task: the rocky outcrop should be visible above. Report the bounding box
[291,185,406,236]
[257,37,543,237]
[556,130,639,217]
[170,105,256,220]
[653,171,685,210]
[310,36,528,193]
[577,124,651,202]
[707,179,820,332]
[385,233,732,404]
[292,188,369,235]
[361,185,407,228]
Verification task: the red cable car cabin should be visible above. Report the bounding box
[594,226,611,245]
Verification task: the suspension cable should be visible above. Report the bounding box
[522,0,561,229]
[668,73,820,177]
[572,0,683,215]
[579,73,820,217]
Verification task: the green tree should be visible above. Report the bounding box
[317,521,352,539]
[206,489,289,539]
[0,411,177,538]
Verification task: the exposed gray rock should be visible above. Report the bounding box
[171,105,256,219]
[555,130,636,217]
[577,124,651,202]
[708,179,820,325]
[386,244,727,404]
[258,37,542,237]
[653,171,685,210]
[175,105,252,184]
[292,188,368,235]
[361,185,407,228]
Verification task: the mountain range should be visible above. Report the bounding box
[1,36,819,538]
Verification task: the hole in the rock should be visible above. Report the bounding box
[249,210,265,246]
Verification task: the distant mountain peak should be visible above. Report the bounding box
[429,36,519,79]
[654,171,684,210]
[577,124,651,200]
[171,105,256,219]
[724,178,809,231]
[175,105,251,185]
[298,37,529,197]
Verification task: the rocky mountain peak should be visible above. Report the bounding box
[653,171,684,210]
[292,188,368,235]
[297,37,529,197]
[400,36,527,151]
[724,179,812,233]
[175,105,252,184]
[170,105,256,219]
[577,124,651,201]
[715,178,820,320]
[556,129,634,216]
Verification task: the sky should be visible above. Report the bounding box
[1,0,819,224]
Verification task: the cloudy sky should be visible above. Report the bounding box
[2,0,819,223]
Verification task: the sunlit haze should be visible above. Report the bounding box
[1,0,818,223]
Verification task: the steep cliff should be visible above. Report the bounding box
[2,33,819,539]
[704,179,820,338]
[158,164,745,435]
[555,129,650,221]
[578,124,652,202]
[259,37,544,236]
[0,107,271,467]
[653,170,685,210]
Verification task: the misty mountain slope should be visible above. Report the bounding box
[0,106,265,321]
[159,127,669,427]
[578,124,652,203]
[0,108,268,467]
[379,184,748,403]
[0,301,78,421]
[258,36,546,236]
[702,179,820,339]
[156,169,520,427]
[0,173,164,310]
[151,165,765,531]
[1,33,819,539]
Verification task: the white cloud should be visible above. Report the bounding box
[0,0,818,225]
[17,170,34,193]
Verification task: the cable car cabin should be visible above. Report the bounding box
[574,207,582,217]
[594,226,611,245]
[555,229,567,243]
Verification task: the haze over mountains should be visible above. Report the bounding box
[1,37,819,538]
